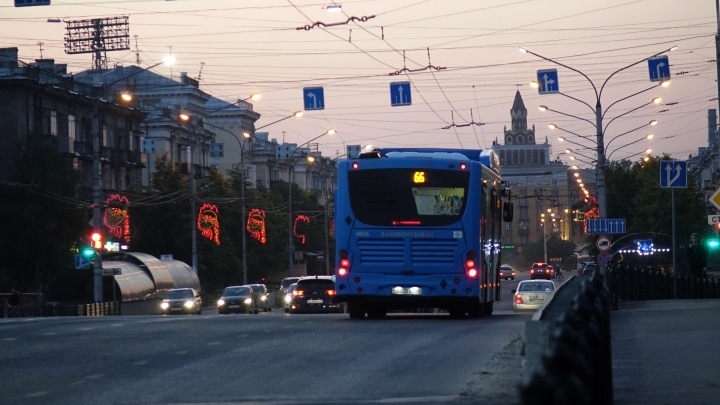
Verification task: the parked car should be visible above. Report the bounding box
[581,263,599,276]
[499,265,515,280]
[279,276,302,298]
[289,276,341,314]
[218,285,256,314]
[530,263,554,280]
[283,283,297,313]
[511,280,556,312]
[160,288,202,315]
[245,284,271,311]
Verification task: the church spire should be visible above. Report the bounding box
[510,90,528,131]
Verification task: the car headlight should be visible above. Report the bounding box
[218,299,225,306]
[260,295,267,301]
[184,300,194,309]
[284,295,292,304]
[160,302,169,309]
[244,298,252,305]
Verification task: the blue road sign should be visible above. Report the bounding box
[15,0,50,6]
[390,81,411,106]
[303,87,325,111]
[587,218,626,234]
[659,161,687,188]
[536,69,559,94]
[597,251,612,265]
[648,56,670,82]
[75,255,90,269]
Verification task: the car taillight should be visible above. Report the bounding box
[514,294,524,304]
[338,250,350,276]
[293,290,304,297]
[530,269,535,273]
[465,252,478,278]
[326,290,336,296]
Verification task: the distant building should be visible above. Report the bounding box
[493,91,592,257]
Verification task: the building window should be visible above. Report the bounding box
[520,236,528,244]
[520,208,528,220]
[505,222,511,231]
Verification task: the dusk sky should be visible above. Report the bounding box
[1,0,716,166]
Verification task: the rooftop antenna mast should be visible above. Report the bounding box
[64,15,130,70]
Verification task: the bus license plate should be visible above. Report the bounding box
[392,286,422,295]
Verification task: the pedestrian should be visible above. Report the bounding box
[556,264,564,280]
[687,233,707,278]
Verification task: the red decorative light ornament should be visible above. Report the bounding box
[197,203,221,245]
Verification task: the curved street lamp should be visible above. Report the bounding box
[520,45,675,221]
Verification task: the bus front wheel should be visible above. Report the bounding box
[348,303,366,319]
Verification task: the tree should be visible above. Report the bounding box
[0,130,86,292]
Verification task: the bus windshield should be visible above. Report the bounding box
[348,168,469,226]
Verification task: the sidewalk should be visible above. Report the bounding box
[611,299,720,404]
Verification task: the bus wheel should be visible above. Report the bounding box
[348,303,365,319]
[367,309,386,319]
[482,302,494,316]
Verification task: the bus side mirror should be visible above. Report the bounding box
[503,202,513,222]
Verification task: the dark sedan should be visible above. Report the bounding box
[160,288,202,315]
[289,276,341,314]
[218,285,257,314]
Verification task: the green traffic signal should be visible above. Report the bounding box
[705,238,720,250]
[81,246,96,258]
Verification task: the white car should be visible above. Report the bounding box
[511,280,555,312]
[283,283,297,313]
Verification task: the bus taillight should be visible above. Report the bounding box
[460,163,467,170]
[465,252,478,278]
[338,250,350,276]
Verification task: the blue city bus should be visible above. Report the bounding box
[334,148,507,319]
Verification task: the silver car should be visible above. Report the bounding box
[511,280,555,312]
[245,284,271,312]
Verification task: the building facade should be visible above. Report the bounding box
[493,91,591,260]
[0,48,147,202]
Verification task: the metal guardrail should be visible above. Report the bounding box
[608,264,720,305]
[520,270,612,405]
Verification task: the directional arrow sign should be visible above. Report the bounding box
[659,161,687,188]
[536,69,559,94]
[647,56,670,82]
[587,218,626,234]
[303,87,325,111]
[390,82,411,106]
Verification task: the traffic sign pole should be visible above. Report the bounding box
[672,188,677,299]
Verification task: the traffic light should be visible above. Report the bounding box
[90,231,103,249]
[81,245,96,259]
[705,237,720,250]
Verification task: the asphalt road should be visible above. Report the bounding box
[0,276,537,405]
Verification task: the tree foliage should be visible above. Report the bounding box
[0,131,86,292]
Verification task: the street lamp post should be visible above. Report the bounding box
[286,129,336,277]
[189,110,301,284]
[90,57,174,301]
[541,214,548,263]
[520,46,675,219]
[202,121,252,284]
